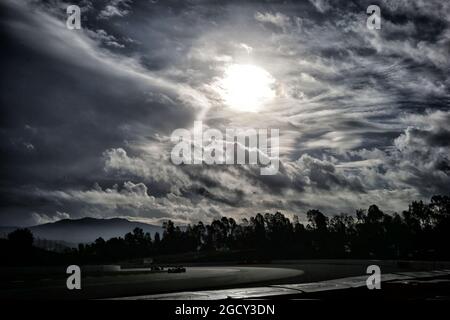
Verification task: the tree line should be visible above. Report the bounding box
[2,195,449,265]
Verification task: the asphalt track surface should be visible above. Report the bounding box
[0,260,435,299]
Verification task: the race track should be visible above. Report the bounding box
[1,260,432,299]
[0,266,303,299]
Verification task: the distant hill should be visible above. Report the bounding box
[1,217,163,245]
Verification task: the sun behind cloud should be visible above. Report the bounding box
[218,64,276,113]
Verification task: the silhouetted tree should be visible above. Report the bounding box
[307,210,328,231]
[6,195,450,266]
[8,228,34,248]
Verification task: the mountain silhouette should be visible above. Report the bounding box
[18,217,162,244]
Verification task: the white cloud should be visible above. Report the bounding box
[32,211,70,225]
[98,0,132,20]
[308,0,332,13]
[255,12,291,31]
[86,29,125,48]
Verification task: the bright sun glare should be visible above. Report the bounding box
[219,64,276,113]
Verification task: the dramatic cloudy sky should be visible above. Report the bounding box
[1,0,449,226]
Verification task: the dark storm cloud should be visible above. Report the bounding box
[0,0,449,226]
[0,0,208,225]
